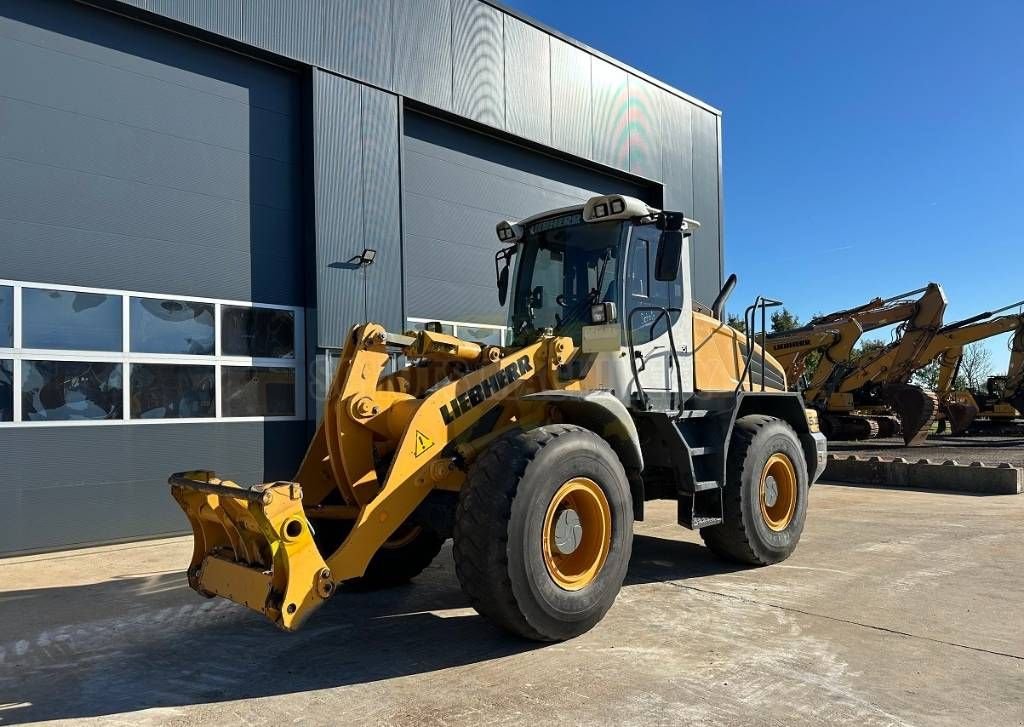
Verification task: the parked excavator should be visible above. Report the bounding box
[912,302,1024,435]
[805,282,947,445]
[168,195,826,642]
[765,284,946,444]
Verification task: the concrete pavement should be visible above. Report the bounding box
[1,484,1022,726]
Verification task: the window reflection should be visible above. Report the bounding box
[23,289,122,351]
[458,326,502,346]
[130,298,214,355]
[0,287,12,348]
[22,361,123,421]
[131,364,215,419]
[222,366,295,417]
[221,307,295,359]
[0,360,12,421]
[408,320,455,336]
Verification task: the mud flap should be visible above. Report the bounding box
[881,384,939,446]
[169,471,334,631]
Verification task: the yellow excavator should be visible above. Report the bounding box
[765,284,946,443]
[168,195,826,641]
[912,302,1024,435]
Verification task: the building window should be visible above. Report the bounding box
[131,298,215,356]
[130,363,216,419]
[406,318,507,346]
[221,306,295,359]
[22,288,123,352]
[22,360,123,421]
[223,366,297,417]
[0,359,12,422]
[0,286,12,349]
[0,279,304,427]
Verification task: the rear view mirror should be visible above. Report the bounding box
[497,265,509,306]
[655,230,682,281]
[494,246,515,306]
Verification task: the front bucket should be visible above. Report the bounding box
[882,384,939,447]
[169,471,334,631]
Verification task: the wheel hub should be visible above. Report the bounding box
[763,476,779,508]
[759,454,797,532]
[542,477,611,591]
[553,508,583,555]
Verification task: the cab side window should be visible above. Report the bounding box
[625,231,682,345]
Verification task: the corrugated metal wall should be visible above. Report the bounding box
[111,0,724,303]
[313,71,403,348]
[0,423,307,554]
[1,0,304,306]
[0,0,308,554]
[0,0,725,554]
[402,113,653,325]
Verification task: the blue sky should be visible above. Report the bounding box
[507,0,1024,369]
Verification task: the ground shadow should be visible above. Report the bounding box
[0,535,741,723]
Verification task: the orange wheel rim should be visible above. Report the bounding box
[542,477,611,591]
[760,453,797,531]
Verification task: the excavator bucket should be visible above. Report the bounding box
[168,471,334,631]
[944,396,981,436]
[881,384,940,446]
[1008,391,1024,418]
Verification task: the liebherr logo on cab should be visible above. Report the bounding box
[439,355,533,425]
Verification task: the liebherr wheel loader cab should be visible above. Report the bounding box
[170,195,827,642]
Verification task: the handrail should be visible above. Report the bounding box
[626,306,685,411]
[736,296,783,395]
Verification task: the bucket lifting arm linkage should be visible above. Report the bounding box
[169,322,570,630]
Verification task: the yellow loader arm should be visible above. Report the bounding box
[169,322,574,630]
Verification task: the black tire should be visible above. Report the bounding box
[701,415,809,565]
[344,523,445,591]
[453,424,633,641]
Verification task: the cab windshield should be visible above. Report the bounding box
[508,215,625,346]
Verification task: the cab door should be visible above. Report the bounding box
[622,226,694,409]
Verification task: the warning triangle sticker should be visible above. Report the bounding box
[413,430,435,457]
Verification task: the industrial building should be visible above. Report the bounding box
[0,0,723,554]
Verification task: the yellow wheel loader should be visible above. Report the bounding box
[169,195,827,641]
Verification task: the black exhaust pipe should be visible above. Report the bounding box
[712,273,738,321]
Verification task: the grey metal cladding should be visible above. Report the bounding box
[691,108,722,305]
[628,75,663,181]
[359,85,404,334]
[661,92,694,213]
[320,0,393,89]
[0,421,308,555]
[0,0,302,306]
[391,0,453,110]
[242,0,323,63]
[150,0,243,38]
[503,15,550,145]
[590,56,629,171]
[314,71,404,347]
[451,0,504,129]
[402,112,650,325]
[550,37,592,159]
[313,71,363,347]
